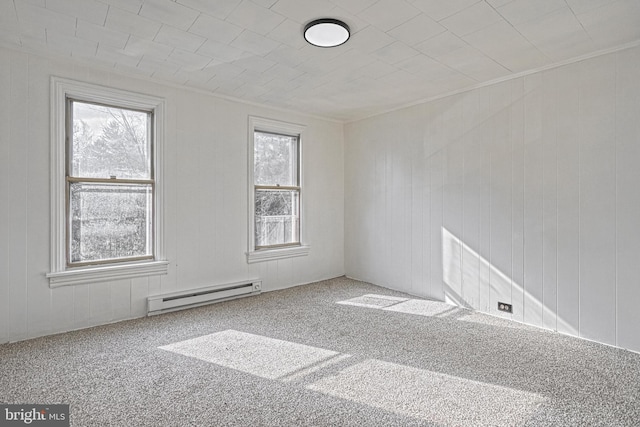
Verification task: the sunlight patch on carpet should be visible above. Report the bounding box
[307,359,546,426]
[159,330,343,380]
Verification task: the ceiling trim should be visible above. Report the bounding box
[347,39,640,124]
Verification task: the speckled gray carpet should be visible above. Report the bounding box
[1,276,639,426]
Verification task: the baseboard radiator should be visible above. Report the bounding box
[147,279,262,316]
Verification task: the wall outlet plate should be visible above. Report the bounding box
[498,302,513,313]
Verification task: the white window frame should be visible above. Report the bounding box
[47,77,168,287]
[246,116,310,263]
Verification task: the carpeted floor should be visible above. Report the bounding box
[1,276,639,426]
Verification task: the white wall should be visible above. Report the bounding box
[345,45,640,354]
[0,46,345,344]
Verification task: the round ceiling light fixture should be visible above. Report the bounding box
[304,18,350,48]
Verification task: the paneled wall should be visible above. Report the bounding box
[0,47,345,344]
[345,46,640,353]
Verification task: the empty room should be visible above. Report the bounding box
[1,0,639,425]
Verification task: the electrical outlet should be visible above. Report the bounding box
[498,302,513,313]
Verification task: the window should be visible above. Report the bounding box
[68,100,153,266]
[247,117,309,263]
[48,78,167,287]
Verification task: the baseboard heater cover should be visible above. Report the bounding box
[147,279,262,316]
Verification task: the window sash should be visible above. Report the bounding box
[254,187,300,249]
[253,130,301,249]
[66,98,155,267]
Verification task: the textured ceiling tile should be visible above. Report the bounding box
[46,0,109,26]
[232,55,276,73]
[440,1,503,37]
[154,25,206,53]
[76,19,130,50]
[15,1,76,36]
[437,45,510,82]
[359,0,420,32]
[176,0,242,20]
[411,0,481,22]
[564,0,618,15]
[497,0,566,26]
[372,41,419,65]
[345,26,395,54]
[189,13,243,44]
[124,36,173,61]
[577,0,640,47]
[167,48,212,70]
[328,0,377,15]
[271,0,336,24]
[197,39,249,62]
[105,6,162,40]
[463,20,549,72]
[388,13,446,46]
[139,0,200,31]
[230,29,280,56]
[226,0,286,36]
[251,0,279,8]
[396,54,454,79]
[98,0,143,14]
[96,44,141,68]
[267,19,308,49]
[47,31,98,57]
[264,45,313,68]
[415,31,468,58]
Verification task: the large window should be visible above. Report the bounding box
[67,100,154,266]
[48,78,167,287]
[247,117,309,263]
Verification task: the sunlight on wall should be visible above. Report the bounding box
[442,227,577,335]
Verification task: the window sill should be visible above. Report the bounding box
[47,260,169,288]
[246,245,310,264]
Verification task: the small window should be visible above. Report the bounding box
[254,131,300,248]
[67,100,154,266]
[247,117,309,263]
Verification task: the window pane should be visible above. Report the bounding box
[254,131,298,186]
[69,183,152,263]
[255,189,299,247]
[70,101,151,179]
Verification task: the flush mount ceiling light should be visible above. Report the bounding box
[304,19,350,48]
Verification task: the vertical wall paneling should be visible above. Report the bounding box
[478,88,493,313]
[615,48,640,352]
[73,285,90,330]
[410,136,425,296]
[461,91,481,310]
[555,63,581,337]
[7,51,29,341]
[442,130,464,305]
[489,83,513,318]
[26,55,52,338]
[522,74,544,328]
[578,56,617,346]
[541,69,558,331]
[429,150,444,301]
[0,51,9,343]
[510,78,526,324]
[130,277,150,317]
[344,45,640,354]
[111,279,132,320]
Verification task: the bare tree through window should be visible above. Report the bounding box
[68,101,153,265]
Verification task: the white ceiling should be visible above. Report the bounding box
[1,0,639,121]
